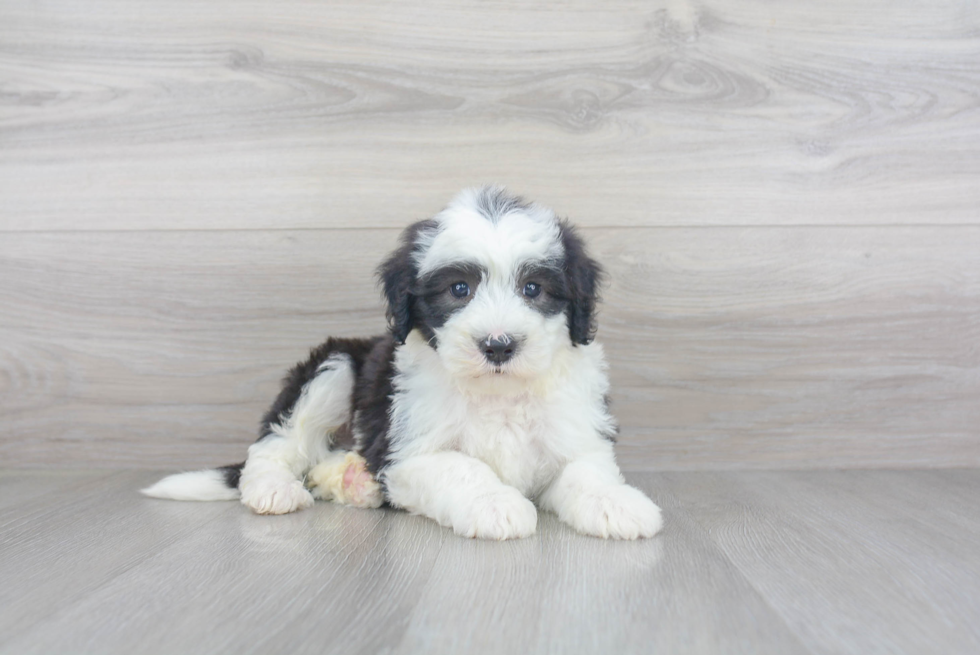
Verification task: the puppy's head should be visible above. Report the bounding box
[379,186,603,385]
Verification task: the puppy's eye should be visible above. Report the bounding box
[449,281,470,298]
[523,282,542,298]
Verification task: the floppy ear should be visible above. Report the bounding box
[558,220,605,346]
[377,220,436,343]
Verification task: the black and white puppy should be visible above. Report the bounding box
[143,187,662,540]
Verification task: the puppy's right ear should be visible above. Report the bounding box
[377,220,436,343]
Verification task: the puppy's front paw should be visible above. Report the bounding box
[564,484,662,539]
[240,473,315,515]
[453,488,537,540]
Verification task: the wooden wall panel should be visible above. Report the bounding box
[2,227,977,469]
[599,228,980,468]
[2,0,979,231]
[2,0,978,469]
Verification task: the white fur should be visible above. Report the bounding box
[382,331,659,539]
[414,191,564,278]
[141,469,239,501]
[379,189,662,540]
[384,451,537,540]
[538,452,663,539]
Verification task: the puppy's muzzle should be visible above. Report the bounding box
[479,335,522,365]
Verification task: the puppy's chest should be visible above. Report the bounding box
[456,397,557,495]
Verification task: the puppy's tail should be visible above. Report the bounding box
[141,463,243,501]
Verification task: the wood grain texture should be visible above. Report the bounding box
[0,470,809,655]
[2,0,979,469]
[603,227,980,468]
[1,470,978,654]
[2,481,447,655]
[0,469,110,511]
[0,471,234,639]
[1,0,979,230]
[2,227,978,469]
[388,484,806,655]
[663,470,980,655]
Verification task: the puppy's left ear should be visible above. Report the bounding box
[378,219,436,343]
[559,220,605,346]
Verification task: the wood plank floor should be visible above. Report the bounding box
[1,469,977,655]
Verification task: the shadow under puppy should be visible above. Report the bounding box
[143,187,662,540]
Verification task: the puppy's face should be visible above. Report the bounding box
[380,187,602,387]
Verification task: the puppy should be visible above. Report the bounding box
[143,187,662,540]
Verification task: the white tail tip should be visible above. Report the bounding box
[141,470,240,501]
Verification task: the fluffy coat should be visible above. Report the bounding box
[143,187,662,540]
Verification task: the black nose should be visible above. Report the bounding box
[480,335,521,365]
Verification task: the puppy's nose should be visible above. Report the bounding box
[480,335,521,365]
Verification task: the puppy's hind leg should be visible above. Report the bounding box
[240,354,355,515]
[307,451,383,509]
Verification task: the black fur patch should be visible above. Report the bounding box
[258,336,383,438]
[516,262,570,317]
[378,219,439,344]
[255,334,400,481]
[556,220,605,345]
[218,463,244,489]
[411,262,485,345]
[474,187,531,223]
[351,335,399,478]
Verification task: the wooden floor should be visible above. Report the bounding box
[2,469,978,655]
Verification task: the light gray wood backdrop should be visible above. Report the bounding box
[1,0,978,469]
